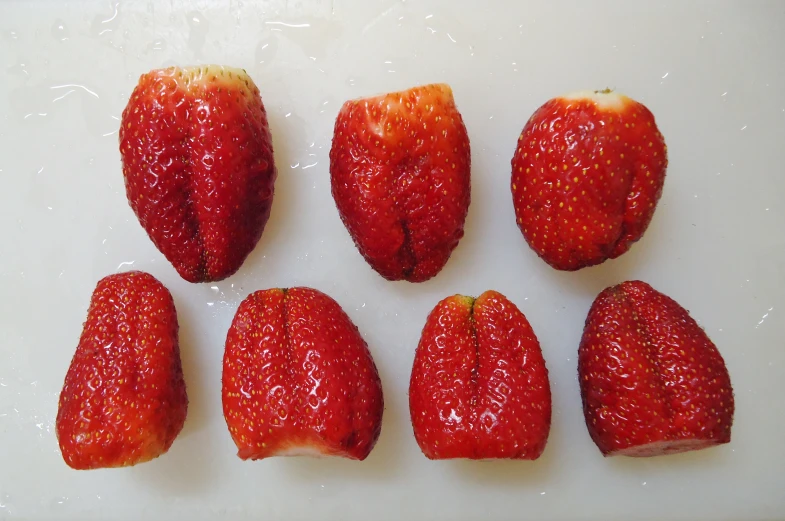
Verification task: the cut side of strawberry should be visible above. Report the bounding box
[614,439,715,457]
[120,65,277,283]
[222,287,384,460]
[409,291,551,460]
[511,90,667,271]
[330,83,471,282]
[579,280,734,457]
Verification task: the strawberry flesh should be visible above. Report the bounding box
[222,287,384,460]
[56,271,188,469]
[579,280,734,457]
[330,83,471,282]
[511,91,667,270]
[409,291,551,459]
[120,66,277,283]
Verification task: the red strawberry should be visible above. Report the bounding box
[222,287,383,460]
[409,291,551,459]
[119,65,277,283]
[579,280,734,457]
[56,271,188,469]
[330,83,471,282]
[511,90,667,271]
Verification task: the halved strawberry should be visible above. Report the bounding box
[409,291,551,459]
[330,83,471,282]
[579,280,734,457]
[222,287,383,460]
[120,65,277,283]
[56,271,188,469]
[511,90,667,270]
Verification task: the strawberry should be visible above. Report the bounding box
[329,83,471,282]
[222,287,383,460]
[56,271,188,469]
[119,65,277,283]
[511,90,667,271]
[409,291,551,460]
[579,280,734,457]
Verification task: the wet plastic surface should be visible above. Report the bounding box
[1,1,784,519]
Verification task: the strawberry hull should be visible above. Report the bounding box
[120,66,277,283]
[330,83,471,282]
[579,281,734,457]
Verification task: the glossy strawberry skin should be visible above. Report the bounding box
[409,291,551,460]
[120,66,277,283]
[56,271,188,470]
[330,83,471,282]
[511,91,667,271]
[222,287,383,460]
[579,281,734,457]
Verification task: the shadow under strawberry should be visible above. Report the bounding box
[450,444,559,487]
[534,220,662,299]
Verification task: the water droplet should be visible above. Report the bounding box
[187,11,209,57]
[91,2,121,38]
[146,38,167,52]
[51,19,69,41]
[255,37,279,66]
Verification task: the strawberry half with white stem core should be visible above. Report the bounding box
[222,287,384,460]
[56,271,188,469]
[579,280,734,457]
[330,83,471,282]
[409,291,551,459]
[511,90,667,271]
[120,65,277,283]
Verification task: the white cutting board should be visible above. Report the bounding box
[1,1,783,519]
